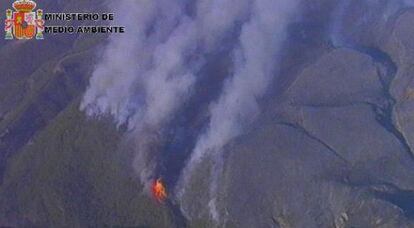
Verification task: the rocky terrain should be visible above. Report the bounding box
[181,1,414,227]
[1,0,414,227]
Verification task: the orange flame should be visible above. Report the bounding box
[152,178,167,202]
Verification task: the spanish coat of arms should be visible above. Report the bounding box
[4,0,45,40]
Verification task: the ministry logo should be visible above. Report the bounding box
[4,0,45,40]
[4,0,125,40]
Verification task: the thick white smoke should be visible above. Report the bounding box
[81,0,298,221]
[81,1,197,130]
[81,0,201,186]
[81,0,250,185]
[179,0,299,221]
[189,0,299,165]
[81,0,250,129]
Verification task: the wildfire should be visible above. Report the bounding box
[152,178,167,202]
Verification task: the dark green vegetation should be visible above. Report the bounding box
[0,1,176,226]
[2,0,414,227]
[0,101,172,226]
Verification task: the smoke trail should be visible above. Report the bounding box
[80,0,414,222]
[81,1,197,130]
[81,0,250,187]
[81,0,199,188]
[178,0,299,220]
[81,0,250,128]
[80,1,156,127]
[81,0,299,221]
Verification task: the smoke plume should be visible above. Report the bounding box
[81,1,196,130]
[178,0,299,220]
[81,0,298,221]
